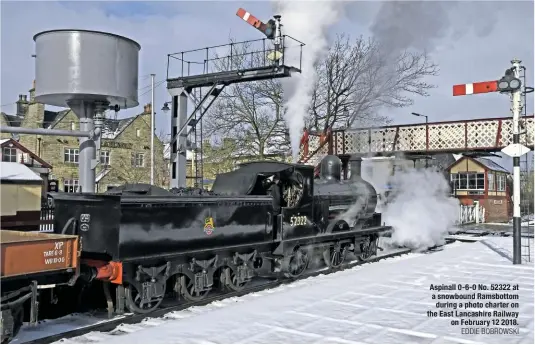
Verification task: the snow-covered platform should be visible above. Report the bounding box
[51,238,534,344]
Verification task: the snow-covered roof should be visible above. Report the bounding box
[95,168,111,182]
[100,117,137,139]
[0,162,42,182]
[0,139,9,145]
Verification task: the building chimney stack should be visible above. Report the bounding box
[16,94,29,116]
[144,103,152,114]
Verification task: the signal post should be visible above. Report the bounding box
[453,59,531,264]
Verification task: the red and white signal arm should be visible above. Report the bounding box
[453,81,498,96]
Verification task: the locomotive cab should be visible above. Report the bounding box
[212,161,316,243]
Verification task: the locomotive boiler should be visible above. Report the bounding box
[49,155,390,315]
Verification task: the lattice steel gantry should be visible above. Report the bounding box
[166,8,304,188]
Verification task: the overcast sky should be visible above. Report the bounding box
[1,0,533,167]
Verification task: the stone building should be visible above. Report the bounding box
[163,138,286,190]
[1,82,168,193]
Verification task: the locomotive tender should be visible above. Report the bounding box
[50,155,392,314]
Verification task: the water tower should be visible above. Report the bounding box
[33,29,140,193]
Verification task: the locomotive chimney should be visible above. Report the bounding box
[348,155,362,181]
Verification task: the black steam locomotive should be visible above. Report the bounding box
[50,155,391,314]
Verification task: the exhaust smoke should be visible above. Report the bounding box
[273,0,343,161]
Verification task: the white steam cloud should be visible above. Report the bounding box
[382,168,459,251]
[273,0,343,161]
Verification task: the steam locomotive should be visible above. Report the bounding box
[50,154,391,314]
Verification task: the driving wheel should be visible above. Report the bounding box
[285,247,310,278]
[323,242,347,268]
[357,236,378,261]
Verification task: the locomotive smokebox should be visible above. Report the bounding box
[348,155,362,180]
[319,155,342,181]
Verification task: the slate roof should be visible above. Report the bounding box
[474,157,510,173]
[1,113,24,127]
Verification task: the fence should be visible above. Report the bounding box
[39,204,54,232]
[458,202,485,224]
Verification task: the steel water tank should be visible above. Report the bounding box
[33,29,140,109]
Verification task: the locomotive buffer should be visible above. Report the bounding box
[165,8,305,188]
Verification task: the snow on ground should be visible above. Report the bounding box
[11,313,131,344]
[54,240,534,344]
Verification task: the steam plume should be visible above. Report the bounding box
[273,0,343,161]
[367,0,507,57]
[382,168,459,251]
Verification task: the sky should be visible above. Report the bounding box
[0,0,534,168]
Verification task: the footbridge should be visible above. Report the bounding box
[299,115,534,168]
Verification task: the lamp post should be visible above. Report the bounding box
[411,112,429,168]
[150,74,155,185]
[161,102,170,114]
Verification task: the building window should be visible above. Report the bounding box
[64,179,79,193]
[100,150,110,165]
[64,148,79,163]
[136,128,141,137]
[488,172,495,191]
[132,153,144,167]
[71,122,75,131]
[2,147,17,162]
[497,174,506,191]
[450,173,484,190]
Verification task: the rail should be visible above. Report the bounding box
[22,248,411,344]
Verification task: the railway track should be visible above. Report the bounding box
[21,248,413,344]
[21,238,479,344]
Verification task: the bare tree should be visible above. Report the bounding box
[202,138,240,177]
[309,34,438,132]
[204,40,289,158]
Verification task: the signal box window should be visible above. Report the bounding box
[64,179,79,193]
[450,173,484,190]
[2,147,17,162]
[488,172,495,191]
[64,148,79,163]
[497,174,506,191]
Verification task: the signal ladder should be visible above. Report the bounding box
[184,75,225,188]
